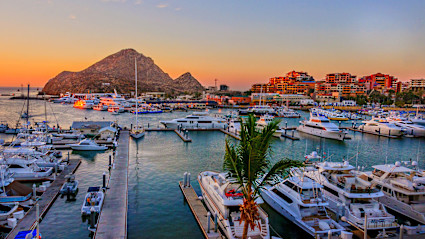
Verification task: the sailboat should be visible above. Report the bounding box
[130,58,145,139]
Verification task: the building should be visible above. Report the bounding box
[219,84,229,91]
[250,84,276,93]
[251,93,311,104]
[268,71,315,95]
[99,126,117,140]
[315,73,366,98]
[229,96,251,105]
[71,121,114,137]
[359,73,399,92]
[410,79,425,92]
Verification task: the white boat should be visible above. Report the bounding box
[93,104,108,111]
[130,58,145,139]
[67,139,108,151]
[247,105,276,116]
[160,112,227,129]
[2,158,53,179]
[304,161,399,232]
[0,202,19,220]
[255,115,285,137]
[275,107,300,118]
[391,121,425,137]
[358,118,403,137]
[198,171,270,239]
[99,91,127,107]
[228,119,242,135]
[305,151,322,161]
[73,99,95,109]
[297,113,348,141]
[409,115,425,126]
[108,105,125,113]
[361,162,425,224]
[52,92,78,104]
[260,173,348,238]
[81,187,104,215]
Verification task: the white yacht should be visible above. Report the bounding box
[297,113,348,141]
[81,187,104,215]
[198,171,270,239]
[51,93,78,104]
[260,173,348,238]
[228,118,242,135]
[73,99,95,109]
[160,112,227,129]
[99,91,127,107]
[275,107,300,118]
[409,115,425,126]
[361,162,425,224]
[358,118,403,137]
[304,161,399,233]
[93,103,108,111]
[67,139,108,151]
[2,158,53,180]
[391,121,425,137]
[247,105,276,116]
[255,115,285,137]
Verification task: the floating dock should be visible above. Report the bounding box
[179,181,222,239]
[6,159,82,239]
[174,129,192,142]
[219,129,241,140]
[94,130,130,239]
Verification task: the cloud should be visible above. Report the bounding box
[69,14,77,20]
[156,3,168,8]
[100,0,126,2]
[134,0,142,5]
[175,7,182,11]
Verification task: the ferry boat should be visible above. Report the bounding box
[260,173,348,238]
[255,115,285,137]
[304,161,399,233]
[297,113,348,141]
[358,118,403,137]
[198,171,270,239]
[159,112,227,129]
[361,162,425,224]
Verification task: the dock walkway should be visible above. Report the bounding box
[6,159,82,239]
[179,182,222,239]
[174,129,192,142]
[94,130,129,239]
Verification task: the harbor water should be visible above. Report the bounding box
[0,88,424,238]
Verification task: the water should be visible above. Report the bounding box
[0,88,423,238]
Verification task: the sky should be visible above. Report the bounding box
[1,0,425,90]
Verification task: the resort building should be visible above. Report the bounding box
[359,73,399,93]
[409,79,425,92]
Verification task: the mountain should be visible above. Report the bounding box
[42,49,204,95]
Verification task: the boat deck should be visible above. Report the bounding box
[6,158,82,239]
[179,181,223,239]
[95,130,129,239]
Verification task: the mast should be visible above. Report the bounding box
[135,58,138,128]
[259,85,263,106]
[26,84,30,122]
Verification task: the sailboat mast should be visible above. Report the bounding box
[26,84,30,122]
[135,58,138,128]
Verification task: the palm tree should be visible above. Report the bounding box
[223,114,302,239]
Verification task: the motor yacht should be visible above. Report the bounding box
[2,158,53,180]
[81,187,104,215]
[304,161,399,233]
[409,115,425,126]
[198,171,270,239]
[358,118,403,137]
[391,121,425,137]
[160,112,227,129]
[51,93,78,104]
[107,105,124,113]
[93,103,108,111]
[297,113,348,141]
[228,118,242,135]
[255,115,285,137]
[360,162,425,224]
[67,139,108,151]
[99,92,127,107]
[247,105,276,116]
[260,173,348,238]
[275,107,300,118]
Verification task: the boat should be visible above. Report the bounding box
[255,115,285,137]
[198,171,270,239]
[60,175,79,196]
[93,104,108,111]
[107,105,124,113]
[73,99,95,109]
[228,118,242,135]
[52,131,83,139]
[275,107,300,118]
[67,139,108,151]
[297,112,348,141]
[360,162,425,224]
[81,187,104,215]
[159,112,227,129]
[358,118,403,137]
[391,121,425,137]
[2,158,53,180]
[0,202,19,220]
[130,58,146,139]
[305,151,322,161]
[304,161,399,234]
[99,91,127,107]
[132,108,163,114]
[260,173,348,238]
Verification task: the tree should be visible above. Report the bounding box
[223,115,302,239]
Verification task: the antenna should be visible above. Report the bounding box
[214,79,218,90]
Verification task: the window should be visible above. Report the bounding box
[272,189,293,204]
[323,185,339,197]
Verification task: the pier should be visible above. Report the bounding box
[6,158,82,239]
[219,129,241,140]
[174,129,192,142]
[94,130,129,239]
[179,181,222,239]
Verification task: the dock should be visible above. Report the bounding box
[346,127,401,138]
[94,130,130,239]
[174,129,192,142]
[280,130,300,140]
[219,129,241,140]
[179,181,222,239]
[6,159,82,239]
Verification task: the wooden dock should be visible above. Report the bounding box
[6,159,82,239]
[174,129,192,142]
[94,130,130,239]
[219,129,241,140]
[280,130,300,140]
[179,182,222,239]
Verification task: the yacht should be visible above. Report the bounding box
[130,59,145,139]
[81,187,104,215]
[409,115,425,126]
[391,121,425,137]
[198,171,270,239]
[255,115,285,137]
[275,107,300,118]
[107,105,125,113]
[73,99,95,109]
[160,112,227,129]
[361,162,425,224]
[297,113,348,141]
[67,139,108,151]
[228,118,242,135]
[260,173,348,238]
[99,92,127,107]
[304,161,399,233]
[93,103,108,111]
[247,105,276,116]
[52,93,78,104]
[358,118,403,137]
[2,158,53,180]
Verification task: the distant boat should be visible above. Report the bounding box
[130,58,145,139]
[67,139,108,151]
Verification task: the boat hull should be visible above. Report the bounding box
[297,125,347,141]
